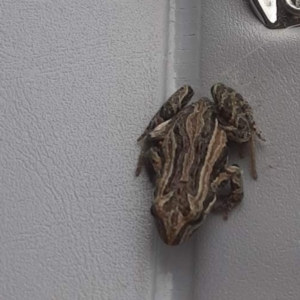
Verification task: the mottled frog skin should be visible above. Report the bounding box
[136,84,264,245]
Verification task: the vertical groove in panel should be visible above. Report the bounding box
[152,1,202,300]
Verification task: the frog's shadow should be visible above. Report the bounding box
[226,140,253,171]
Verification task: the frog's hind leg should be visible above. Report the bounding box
[211,164,244,220]
[137,85,194,142]
[211,83,265,179]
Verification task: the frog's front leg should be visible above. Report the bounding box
[211,164,244,220]
[214,120,265,143]
[135,118,171,177]
[141,146,164,184]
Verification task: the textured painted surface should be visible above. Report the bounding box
[1,1,168,299]
[1,0,300,299]
[171,0,300,299]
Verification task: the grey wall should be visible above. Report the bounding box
[1,1,167,299]
[1,0,299,299]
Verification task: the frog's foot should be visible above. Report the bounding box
[135,145,162,185]
[211,164,244,219]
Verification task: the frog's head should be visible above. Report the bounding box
[150,194,209,246]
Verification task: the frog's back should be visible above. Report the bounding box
[157,98,228,196]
